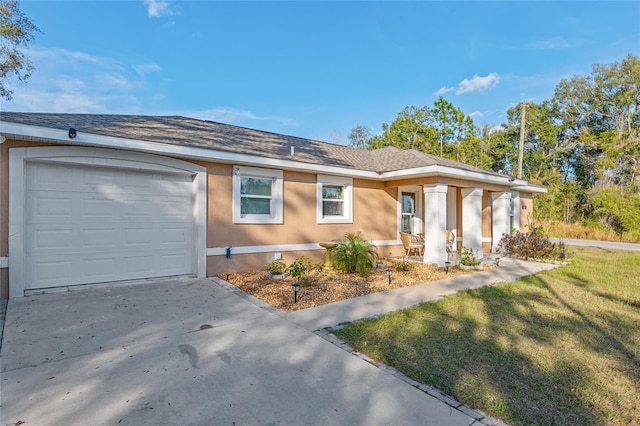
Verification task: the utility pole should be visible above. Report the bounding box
[517,102,526,179]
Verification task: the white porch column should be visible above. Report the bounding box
[511,190,521,232]
[491,191,511,253]
[423,184,448,267]
[461,187,484,260]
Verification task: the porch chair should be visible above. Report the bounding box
[399,232,425,256]
[445,230,456,257]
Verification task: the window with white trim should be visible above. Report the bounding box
[317,175,353,224]
[233,166,283,224]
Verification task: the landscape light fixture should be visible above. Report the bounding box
[68,128,77,139]
[495,257,500,267]
[445,261,451,274]
[292,283,300,303]
[386,268,393,285]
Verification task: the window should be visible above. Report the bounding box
[401,192,415,234]
[317,175,353,224]
[233,166,283,224]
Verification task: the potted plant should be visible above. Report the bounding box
[266,259,288,279]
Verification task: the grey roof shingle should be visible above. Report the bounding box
[0,112,504,177]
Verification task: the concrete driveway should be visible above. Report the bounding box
[0,278,477,426]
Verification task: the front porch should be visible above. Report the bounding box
[395,183,524,267]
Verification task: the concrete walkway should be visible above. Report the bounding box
[282,257,558,331]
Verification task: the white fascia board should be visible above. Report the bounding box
[511,184,547,193]
[1,121,535,188]
[380,164,525,187]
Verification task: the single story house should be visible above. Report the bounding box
[0,112,545,299]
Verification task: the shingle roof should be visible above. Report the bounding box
[0,112,503,177]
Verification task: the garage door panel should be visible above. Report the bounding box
[30,194,75,220]
[83,229,117,248]
[34,228,73,250]
[30,162,74,185]
[160,253,189,273]
[124,227,154,247]
[25,161,196,290]
[83,257,119,277]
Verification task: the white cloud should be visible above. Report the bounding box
[490,124,506,133]
[133,63,161,75]
[469,110,483,120]
[143,0,177,18]
[4,47,155,114]
[456,73,500,95]
[433,86,454,96]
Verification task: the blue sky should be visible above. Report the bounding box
[5,1,639,144]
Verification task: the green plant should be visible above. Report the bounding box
[498,226,567,261]
[459,247,481,266]
[395,259,412,271]
[331,232,378,276]
[288,256,320,286]
[265,259,287,275]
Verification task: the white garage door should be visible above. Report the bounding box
[24,161,196,290]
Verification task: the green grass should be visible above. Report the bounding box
[333,247,640,425]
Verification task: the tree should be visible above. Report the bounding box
[431,97,476,160]
[0,0,39,100]
[370,99,478,159]
[375,105,436,151]
[347,125,373,149]
[553,54,640,186]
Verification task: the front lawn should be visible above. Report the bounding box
[333,247,640,426]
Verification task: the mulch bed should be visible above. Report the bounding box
[221,259,476,311]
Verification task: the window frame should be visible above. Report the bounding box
[233,165,283,224]
[317,175,353,224]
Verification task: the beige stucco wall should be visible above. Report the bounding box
[520,192,534,232]
[203,165,402,275]
[202,165,397,248]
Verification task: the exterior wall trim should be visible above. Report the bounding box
[206,240,399,256]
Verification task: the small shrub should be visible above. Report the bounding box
[265,259,287,275]
[288,256,320,286]
[498,226,567,261]
[459,247,481,266]
[332,232,378,276]
[395,259,412,271]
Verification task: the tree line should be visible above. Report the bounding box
[348,54,640,240]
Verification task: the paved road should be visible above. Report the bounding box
[551,238,640,252]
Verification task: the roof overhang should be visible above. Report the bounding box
[1,120,539,190]
[511,184,547,193]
